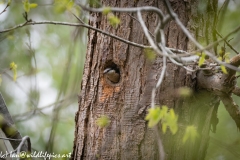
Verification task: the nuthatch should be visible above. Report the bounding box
[104,68,120,83]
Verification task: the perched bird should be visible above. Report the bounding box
[104,68,120,83]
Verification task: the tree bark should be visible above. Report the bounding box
[72,0,219,159]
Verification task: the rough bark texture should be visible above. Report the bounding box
[72,0,218,159]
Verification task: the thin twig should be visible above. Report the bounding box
[232,86,240,97]
[0,19,190,59]
[0,20,150,48]
[215,30,239,54]
[137,9,167,160]
[0,137,22,141]
[163,0,240,72]
[219,94,240,129]
[217,0,230,32]
[127,13,155,37]
[16,136,31,160]
[77,3,165,20]
[137,10,164,56]
[192,24,240,56]
[78,3,240,71]
[0,4,9,15]
[210,136,240,158]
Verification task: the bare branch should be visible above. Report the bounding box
[0,93,29,151]
[219,94,240,129]
[210,136,240,158]
[163,0,240,72]
[16,136,31,160]
[137,11,164,56]
[215,30,239,54]
[0,3,9,15]
[127,13,155,37]
[197,25,240,55]
[0,20,150,49]
[0,137,22,141]
[230,54,240,67]
[232,86,240,97]
[217,0,230,32]
[77,3,165,20]
[226,54,240,79]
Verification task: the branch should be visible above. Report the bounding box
[195,24,240,55]
[226,54,240,80]
[127,13,155,37]
[215,29,239,54]
[137,10,163,56]
[77,3,165,20]
[230,54,240,67]
[210,136,240,158]
[0,3,9,15]
[0,20,150,49]
[79,1,240,72]
[232,86,240,97]
[16,136,31,160]
[0,93,28,151]
[163,0,240,72]
[219,94,240,129]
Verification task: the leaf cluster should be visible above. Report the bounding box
[145,106,178,135]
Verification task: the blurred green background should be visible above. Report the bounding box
[0,0,87,155]
[0,0,240,159]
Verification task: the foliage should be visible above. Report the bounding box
[145,106,178,135]
[96,115,110,128]
[182,126,198,144]
[177,87,192,98]
[206,1,240,159]
[0,0,86,155]
[0,0,240,159]
[22,0,38,13]
[102,7,111,15]
[144,48,156,61]
[198,52,206,67]
[107,13,120,28]
[9,62,17,81]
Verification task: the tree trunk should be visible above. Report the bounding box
[72,0,218,159]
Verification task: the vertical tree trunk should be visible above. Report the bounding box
[72,0,218,159]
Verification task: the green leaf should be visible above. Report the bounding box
[178,87,192,97]
[144,48,156,61]
[166,109,178,134]
[107,13,120,28]
[103,7,111,15]
[198,53,206,67]
[162,123,167,133]
[9,62,17,81]
[146,105,178,135]
[220,65,228,74]
[160,106,168,121]
[196,52,201,56]
[218,47,225,57]
[88,0,101,7]
[183,126,198,144]
[8,0,12,5]
[23,0,30,12]
[218,56,223,61]
[29,3,37,9]
[96,115,110,128]
[54,0,71,13]
[223,52,230,63]
[66,1,73,10]
[145,106,162,128]
[22,0,37,12]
